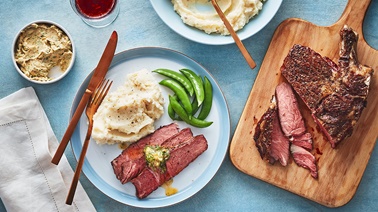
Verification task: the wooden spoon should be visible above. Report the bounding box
[210,0,256,69]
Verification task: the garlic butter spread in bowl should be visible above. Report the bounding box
[12,20,75,84]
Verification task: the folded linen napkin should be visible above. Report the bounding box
[0,87,96,212]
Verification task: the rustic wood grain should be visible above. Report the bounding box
[229,0,378,207]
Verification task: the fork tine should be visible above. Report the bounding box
[97,80,112,104]
[91,79,106,104]
[92,79,112,105]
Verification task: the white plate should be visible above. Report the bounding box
[70,47,230,208]
[150,0,282,45]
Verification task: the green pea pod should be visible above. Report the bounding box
[160,79,192,115]
[191,96,199,115]
[180,69,205,107]
[168,95,181,120]
[152,68,194,96]
[168,101,177,120]
[169,96,212,128]
[197,76,213,120]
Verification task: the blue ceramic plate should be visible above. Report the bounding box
[150,0,282,45]
[70,47,230,208]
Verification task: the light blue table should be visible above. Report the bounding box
[1,0,377,211]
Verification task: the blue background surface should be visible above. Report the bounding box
[0,0,377,211]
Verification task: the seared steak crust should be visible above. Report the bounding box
[254,105,276,164]
[281,44,338,111]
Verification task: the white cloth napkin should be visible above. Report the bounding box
[0,87,96,212]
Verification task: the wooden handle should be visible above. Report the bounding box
[211,0,256,69]
[65,120,93,205]
[51,91,91,165]
[337,0,372,34]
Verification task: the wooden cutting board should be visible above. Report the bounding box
[230,0,378,208]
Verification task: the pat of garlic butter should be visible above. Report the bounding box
[92,69,164,145]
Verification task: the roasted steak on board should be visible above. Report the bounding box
[281,25,374,148]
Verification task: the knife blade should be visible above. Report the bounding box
[51,31,118,165]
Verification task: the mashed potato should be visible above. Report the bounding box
[172,0,265,35]
[92,69,164,145]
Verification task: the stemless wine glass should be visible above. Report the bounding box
[70,0,119,28]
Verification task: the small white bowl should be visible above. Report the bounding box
[12,20,75,84]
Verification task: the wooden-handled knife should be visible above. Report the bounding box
[51,31,118,165]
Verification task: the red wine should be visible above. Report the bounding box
[75,0,116,19]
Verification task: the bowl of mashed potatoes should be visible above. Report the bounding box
[150,0,283,45]
[12,20,75,84]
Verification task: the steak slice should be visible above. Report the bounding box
[281,25,373,148]
[111,123,179,184]
[275,82,309,139]
[131,135,208,199]
[161,128,193,149]
[291,132,313,151]
[254,99,290,166]
[290,144,318,179]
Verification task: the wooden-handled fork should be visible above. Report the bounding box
[66,79,113,205]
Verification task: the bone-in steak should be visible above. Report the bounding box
[281,25,373,148]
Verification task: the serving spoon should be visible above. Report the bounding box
[210,0,256,69]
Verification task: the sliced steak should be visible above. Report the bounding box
[290,144,318,179]
[111,123,179,184]
[131,135,208,199]
[281,25,373,148]
[254,100,290,166]
[275,82,317,178]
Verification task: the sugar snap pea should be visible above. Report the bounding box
[169,95,213,128]
[153,68,194,96]
[191,96,199,115]
[160,79,192,115]
[197,76,213,120]
[168,99,178,120]
[169,95,199,121]
[168,95,182,120]
[180,69,205,106]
